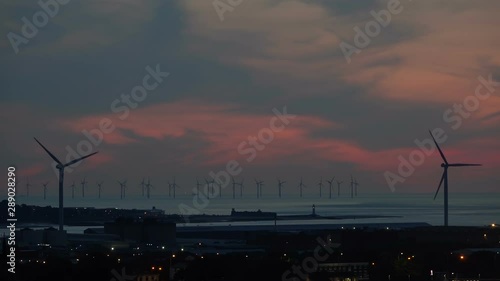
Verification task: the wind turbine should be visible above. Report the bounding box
[350,175,354,198]
[34,137,97,231]
[196,178,202,199]
[42,181,49,200]
[277,178,286,198]
[254,179,264,198]
[231,177,237,199]
[429,130,482,226]
[145,178,153,199]
[298,177,306,198]
[117,180,127,199]
[336,180,343,196]
[171,177,179,198]
[97,181,104,198]
[139,178,146,197]
[26,178,31,197]
[326,177,335,199]
[205,178,215,197]
[81,177,88,198]
[318,177,324,198]
[238,178,244,198]
[354,178,359,197]
[69,181,75,199]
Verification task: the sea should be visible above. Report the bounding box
[2,192,499,234]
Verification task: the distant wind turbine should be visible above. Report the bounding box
[139,178,146,197]
[97,181,104,198]
[277,178,286,198]
[326,177,335,199]
[81,177,88,198]
[26,178,31,197]
[429,129,482,226]
[254,179,264,198]
[196,178,202,199]
[70,181,75,199]
[298,177,306,198]
[231,177,237,199]
[318,177,323,198]
[145,178,153,199]
[238,178,244,198]
[42,181,49,200]
[336,180,343,196]
[117,180,127,199]
[205,178,215,197]
[34,137,97,231]
[171,177,179,198]
[350,175,354,198]
[354,178,359,197]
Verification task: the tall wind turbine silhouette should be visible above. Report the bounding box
[34,137,97,231]
[42,181,49,200]
[97,181,104,198]
[205,178,215,197]
[336,180,343,196]
[81,177,88,198]
[298,177,306,198]
[277,178,286,198]
[428,130,482,226]
[318,177,323,198]
[350,175,354,198]
[326,177,335,199]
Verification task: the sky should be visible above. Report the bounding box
[1,0,499,198]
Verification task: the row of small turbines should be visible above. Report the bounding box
[22,176,360,200]
[32,129,482,230]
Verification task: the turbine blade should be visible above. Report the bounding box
[428,130,448,164]
[34,138,62,165]
[64,152,98,167]
[448,163,482,167]
[433,172,446,200]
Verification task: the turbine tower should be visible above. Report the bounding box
[81,177,88,198]
[336,180,343,196]
[97,181,104,198]
[117,180,127,199]
[350,175,354,198]
[145,178,153,199]
[238,178,244,198]
[205,178,215,197]
[429,130,482,226]
[196,178,202,199]
[277,178,286,198]
[139,178,146,197]
[42,181,49,200]
[318,177,323,198]
[231,177,237,199]
[298,177,306,198]
[254,179,264,198]
[326,177,335,199]
[354,178,359,197]
[26,178,31,197]
[34,137,97,231]
[70,181,75,199]
[171,177,179,198]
